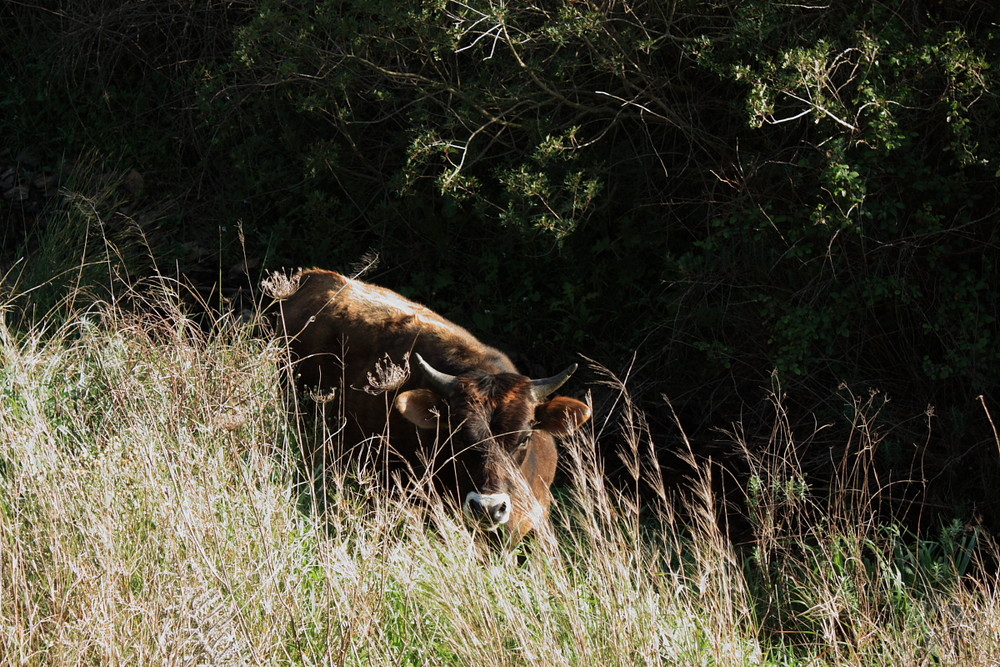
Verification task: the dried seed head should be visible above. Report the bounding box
[214,411,247,432]
[361,353,411,395]
[261,270,301,301]
[308,387,338,404]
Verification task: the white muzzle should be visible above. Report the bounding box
[463,492,512,529]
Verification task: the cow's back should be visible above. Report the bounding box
[278,269,507,385]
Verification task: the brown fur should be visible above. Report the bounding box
[277,268,591,541]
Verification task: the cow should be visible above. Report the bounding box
[275,268,591,542]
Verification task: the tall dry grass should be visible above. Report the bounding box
[0,275,998,665]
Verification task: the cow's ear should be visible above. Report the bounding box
[395,389,446,429]
[535,396,591,436]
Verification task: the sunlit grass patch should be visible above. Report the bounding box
[0,274,997,665]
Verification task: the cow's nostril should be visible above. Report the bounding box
[464,493,512,527]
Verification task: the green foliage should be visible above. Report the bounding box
[687,3,999,392]
[2,164,155,324]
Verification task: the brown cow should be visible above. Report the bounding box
[276,268,591,541]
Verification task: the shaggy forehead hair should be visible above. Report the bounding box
[453,372,536,447]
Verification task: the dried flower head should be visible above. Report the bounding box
[214,411,247,432]
[308,387,338,404]
[261,270,302,301]
[361,353,411,395]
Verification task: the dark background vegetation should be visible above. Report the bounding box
[2,1,997,533]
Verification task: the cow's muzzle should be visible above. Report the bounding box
[463,492,512,529]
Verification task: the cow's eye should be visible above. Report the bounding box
[516,436,531,450]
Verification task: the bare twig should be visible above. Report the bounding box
[979,395,1000,456]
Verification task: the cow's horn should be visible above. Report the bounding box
[530,363,578,400]
[413,353,458,396]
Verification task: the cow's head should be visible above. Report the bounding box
[394,354,591,537]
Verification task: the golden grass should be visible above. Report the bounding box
[0,277,997,665]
